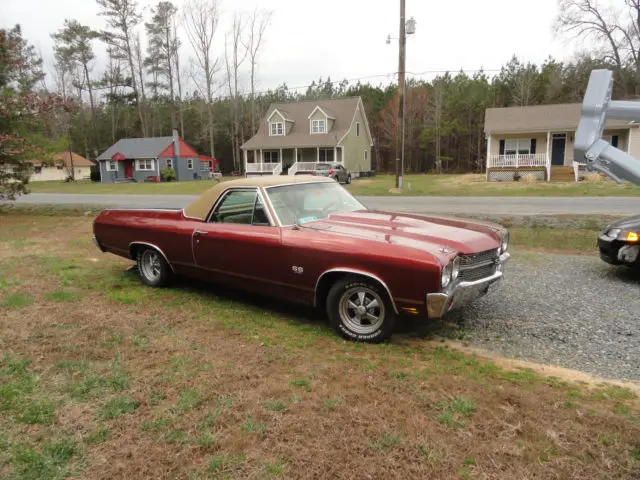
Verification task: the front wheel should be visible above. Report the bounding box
[136,247,173,287]
[326,276,396,343]
[345,174,352,184]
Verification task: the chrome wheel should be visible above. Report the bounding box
[338,286,385,335]
[140,249,162,282]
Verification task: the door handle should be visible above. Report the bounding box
[194,230,208,236]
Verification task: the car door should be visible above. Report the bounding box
[334,164,345,182]
[191,187,286,297]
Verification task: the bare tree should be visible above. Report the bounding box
[97,0,147,135]
[240,8,272,133]
[225,11,248,172]
[172,20,185,136]
[184,0,220,157]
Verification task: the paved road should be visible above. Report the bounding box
[8,193,640,215]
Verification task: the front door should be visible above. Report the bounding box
[124,160,133,178]
[551,135,566,166]
[191,187,286,297]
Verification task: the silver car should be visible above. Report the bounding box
[311,163,352,184]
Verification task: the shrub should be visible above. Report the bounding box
[161,168,176,182]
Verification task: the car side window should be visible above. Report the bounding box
[252,195,271,226]
[209,190,257,224]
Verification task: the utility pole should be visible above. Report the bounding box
[395,0,406,189]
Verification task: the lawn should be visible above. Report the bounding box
[25,174,640,196]
[0,213,639,479]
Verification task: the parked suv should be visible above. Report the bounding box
[312,163,352,184]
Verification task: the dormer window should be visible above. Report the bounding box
[311,119,326,134]
[270,122,284,136]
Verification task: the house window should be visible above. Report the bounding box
[364,150,368,161]
[270,122,284,136]
[504,139,531,155]
[106,161,118,171]
[167,159,173,169]
[56,165,63,170]
[603,135,619,148]
[318,148,334,163]
[136,159,155,171]
[187,158,193,170]
[356,122,360,136]
[34,166,42,174]
[263,151,279,163]
[312,119,326,134]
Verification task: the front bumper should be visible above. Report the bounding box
[598,234,639,266]
[92,235,106,252]
[426,252,510,319]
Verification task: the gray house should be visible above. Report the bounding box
[241,97,373,176]
[96,129,213,182]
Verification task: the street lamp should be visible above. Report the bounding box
[386,4,416,188]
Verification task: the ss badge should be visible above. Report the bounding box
[292,265,304,275]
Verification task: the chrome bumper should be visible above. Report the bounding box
[426,252,510,319]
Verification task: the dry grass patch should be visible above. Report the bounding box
[0,214,639,479]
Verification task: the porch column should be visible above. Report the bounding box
[294,147,298,164]
[485,134,491,181]
[628,127,632,154]
[279,148,283,169]
[243,149,248,171]
[546,131,551,182]
[317,147,320,163]
[333,146,337,163]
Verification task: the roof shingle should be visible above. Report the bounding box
[241,97,361,149]
[97,137,174,161]
[484,103,634,134]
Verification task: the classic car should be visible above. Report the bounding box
[598,215,640,268]
[92,175,510,342]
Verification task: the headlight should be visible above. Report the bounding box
[441,262,453,289]
[501,231,509,253]
[451,256,461,280]
[607,228,621,239]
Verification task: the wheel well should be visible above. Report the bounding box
[128,243,176,273]
[314,271,397,313]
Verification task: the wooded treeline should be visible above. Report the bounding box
[4,0,640,185]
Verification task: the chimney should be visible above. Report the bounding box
[172,128,180,158]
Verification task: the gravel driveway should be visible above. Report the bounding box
[446,252,640,382]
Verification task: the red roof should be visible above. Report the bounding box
[158,138,200,158]
[111,152,126,161]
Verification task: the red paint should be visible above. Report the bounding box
[124,161,133,178]
[93,204,503,315]
[158,138,200,158]
[111,152,126,161]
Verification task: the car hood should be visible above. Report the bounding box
[606,214,640,231]
[298,210,503,260]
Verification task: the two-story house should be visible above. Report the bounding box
[241,97,373,176]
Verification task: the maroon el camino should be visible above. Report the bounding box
[93,175,510,342]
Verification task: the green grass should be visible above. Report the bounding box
[22,173,640,196]
[2,293,33,308]
[264,400,288,413]
[45,290,80,302]
[98,396,140,420]
[367,432,402,451]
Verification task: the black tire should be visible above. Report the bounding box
[346,174,352,184]
[326,276,396,343]
[136,247,173,287]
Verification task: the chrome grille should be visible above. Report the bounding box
[458,249,499,282]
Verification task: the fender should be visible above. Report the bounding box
[128,241,176,273]
[314,267,399,314]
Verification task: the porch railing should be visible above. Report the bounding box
[246,163,280,173]
[573,162,585,182]
[272,163,282,176]
[487,153,548,168]
[288,161,318,175]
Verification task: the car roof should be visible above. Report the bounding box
[183,174,335,221]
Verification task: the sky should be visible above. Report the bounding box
[3,0,576,96]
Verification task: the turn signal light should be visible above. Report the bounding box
[627,232,639,242]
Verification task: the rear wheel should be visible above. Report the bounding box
[326,276,396,342]
[345,174,352,184]
[136,247,173,287]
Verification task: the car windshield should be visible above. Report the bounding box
[265,181,365,226]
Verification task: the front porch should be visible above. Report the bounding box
[244,146,344,176]
[485,129,630,182]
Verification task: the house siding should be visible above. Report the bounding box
[28,166,91,182]
[339,104,371,174]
